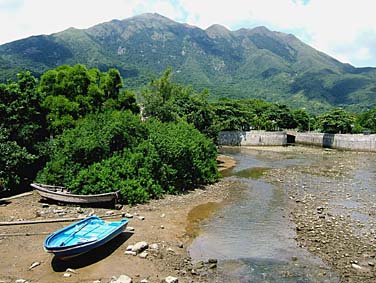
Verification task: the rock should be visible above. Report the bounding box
[126,226,135,232]
[131,241,148,253]
[160,225,165,229]
[93,281,101,283]
[124,251,137,256]
[123,213,133,218]
[16,280,28,283]
[115,204,123,210]
[66,268,77,274]
[111,274,132,283]
[164,276,178,283]
[161,213,166,218]
[42,203,49,208]
[209,263,217,269]
[63,273,72,277]
[207,258,218,264]
[28,261,41,270]
[140,280,149,283]
[137,216,145,221]
[149,243,159,250]
[351,263,363,270]
[368,262,375,267]
[126,245,134,251]
[138,251,148,259]
[178,242,184,248]
[105,210,115,216]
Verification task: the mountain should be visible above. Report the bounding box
[1,13,375,113]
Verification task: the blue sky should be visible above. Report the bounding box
[1,0,375,67]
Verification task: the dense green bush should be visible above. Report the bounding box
[37,110,147,186]
[67,141,164,204]
[146,119,219,191]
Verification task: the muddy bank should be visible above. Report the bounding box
[0,176,233,283]
[261,147,376,283]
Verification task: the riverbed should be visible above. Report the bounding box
[189,146,376,283]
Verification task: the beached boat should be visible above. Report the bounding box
[44,216,128,259]
[30,183,118,205]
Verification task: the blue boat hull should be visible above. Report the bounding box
[44,216,128,259]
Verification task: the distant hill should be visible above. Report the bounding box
[1,13,375,113]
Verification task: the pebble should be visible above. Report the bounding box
[28,261,41,270]
[138,216,145,221]
[66,268,77,274]
[16,280,28,283]
[124,251,137,256]
[131,241,148,253]
[140,279,148,283]
[63,273,72,277]
[126,226,135,232]
[164,276,178,283]
[123,213,133,218]
[149,243,159,250]
[138,251,148,259]
[111,274,132,283]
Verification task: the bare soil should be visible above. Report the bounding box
[0,156,236,283]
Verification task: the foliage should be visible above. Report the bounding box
[39,64,139,135]
[37,111,147,186]
[317,108,356,134]
[146,119,219,191]
[358,108,376,133]
[141,68,219,140]
[67,141,164,204]
[0,126,36,191]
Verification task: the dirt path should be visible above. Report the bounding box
[0,156,235,283]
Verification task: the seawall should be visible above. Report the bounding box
[295,133,376,152]
[218,131,287,146]
[218,131,376,152]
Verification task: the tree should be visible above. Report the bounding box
[358,108,376,133]
[317,108,355,134]
[292,109,310,131]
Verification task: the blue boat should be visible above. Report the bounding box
[44,216,128,259]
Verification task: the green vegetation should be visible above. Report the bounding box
[1,13,376,113]
[1,63,375,201]
[0,64,218,203]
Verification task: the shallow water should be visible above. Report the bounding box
[188,147,339,283]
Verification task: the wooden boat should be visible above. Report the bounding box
[44,216,128,259]
[30,183,118,205]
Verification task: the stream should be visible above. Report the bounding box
[188,147,340,283]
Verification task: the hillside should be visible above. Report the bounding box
[1,13,375,113]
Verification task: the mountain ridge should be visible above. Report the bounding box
[0,13,375,113]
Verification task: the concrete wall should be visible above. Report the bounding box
[219,131,376,152]
[218,131,287,146]
[296,133,376,152]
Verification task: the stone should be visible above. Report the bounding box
[126,245,134,251]
[66,268,77,274]
[207,258,218,264]
[124,251,137,256]
[140,280,149,283]
[63,273,72,277]
[351,263,362,270]
[131,241,148,253]
[93,281,101,283]
[105,210,115,216]
[28,261,41,270]
[149,243,159,250]
[126,226,135,232]
[123,213,133,218]
[111,275,132,283]
[138,216,145,221]
[138,251,148,259]
[16,280,28,283]
[164,276,178,283]
[368,262,375,267]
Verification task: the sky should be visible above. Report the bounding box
[1,0,376,67]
